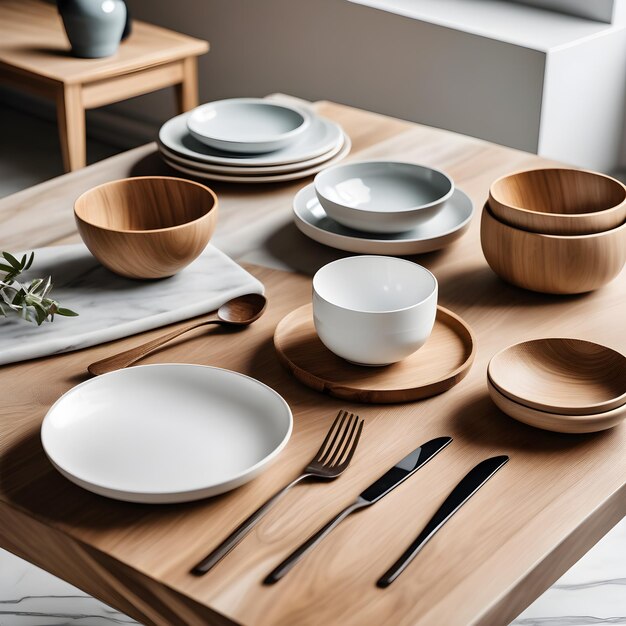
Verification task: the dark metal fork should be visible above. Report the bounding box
[191,410,364,575]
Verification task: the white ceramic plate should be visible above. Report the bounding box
[293,183,474,255]
[162,135,351,184]
[41,364,293,504]
[159,111,344,167]
[158,133,345,175]
[186,99,310,154]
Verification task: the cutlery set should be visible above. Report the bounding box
[191,413,507,587]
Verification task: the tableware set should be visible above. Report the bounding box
[487,338,626,433]
[481,168,626,294]
[294,161,474,254]
[158,98,351,183]
[18,111,626,602]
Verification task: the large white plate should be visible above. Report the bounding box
[159,111,343,167]
[293,183,474,255]
[162,135,351,184]
[41,364,293,504]
[158,133,345,175]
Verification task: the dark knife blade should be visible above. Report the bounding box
[377,454,509,588]
[360,436,453,503]
[263,436,452,584]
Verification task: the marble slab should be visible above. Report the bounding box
[0,244,264,366]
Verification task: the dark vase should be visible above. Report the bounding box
[121,3,132,40]
[57,0,127,58]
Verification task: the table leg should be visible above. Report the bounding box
[175,56,199,112]
[56,84,86,172]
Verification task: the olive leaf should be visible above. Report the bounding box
[0,251,78,325]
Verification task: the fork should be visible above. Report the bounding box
[191,410,364,575]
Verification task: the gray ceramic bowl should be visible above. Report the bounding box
[314,161,454,233]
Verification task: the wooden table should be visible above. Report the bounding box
[0,98,624,626]
[0,0,208,172]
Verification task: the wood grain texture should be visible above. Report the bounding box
[56,82,85,171]
[74,176,218,279]
[274,303,475,403]
[487,378,626,434]
[480,204,626,294]
[489,168,626,235]
[0,98,625,626]
[488,338,626,415]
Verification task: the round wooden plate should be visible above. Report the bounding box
[487,378,626,434]
[274,304,476,404]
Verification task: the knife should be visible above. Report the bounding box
[263,436,452,585]
[376,454,509,588]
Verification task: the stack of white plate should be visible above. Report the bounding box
[158,98,350,184]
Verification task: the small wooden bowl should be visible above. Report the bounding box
[489,168,626,235]
[480,204,626,294]
[75,176,218,279]
[488,338,626,416]
[487,378,626,434]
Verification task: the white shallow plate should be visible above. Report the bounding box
[160,111,343,166]
[158,134,345,175]
[293,183,474,255]
[41,364,293,504]
[186,98,310,154]
[163,135,351,184]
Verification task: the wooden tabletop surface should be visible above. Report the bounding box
[0,99,624,626]
[0,0,208,84]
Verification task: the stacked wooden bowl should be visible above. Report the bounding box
[487,338,626,433]
[480,168,626,294]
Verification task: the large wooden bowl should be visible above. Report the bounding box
[480,204,626,294]
[489,168,626,235]
[75,176,218,279]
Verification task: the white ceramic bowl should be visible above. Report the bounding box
[312,256,438,366]
[186,98,310,154]
[314,161,454,233]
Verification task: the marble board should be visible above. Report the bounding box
[0,244,264,366]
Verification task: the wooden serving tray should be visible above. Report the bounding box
[274,303,475,403]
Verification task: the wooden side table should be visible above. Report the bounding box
[0,0,208,172]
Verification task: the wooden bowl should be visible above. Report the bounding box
[487,378,626,434]
[480,204,626,294]
[75,176,218,279]
[489,168,626,235]
[488,339,626,416]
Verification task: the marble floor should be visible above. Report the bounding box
[0,102,625,626]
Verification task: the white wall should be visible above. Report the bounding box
[539,26,626,171]
[117,0,545,153]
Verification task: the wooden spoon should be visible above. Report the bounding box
[88,293,267,376]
